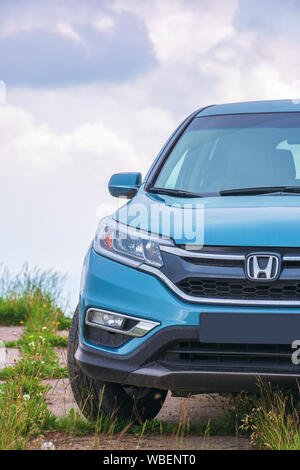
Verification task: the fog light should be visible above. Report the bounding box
[89,310,125,329]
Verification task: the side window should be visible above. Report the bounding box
[278,140,300,178]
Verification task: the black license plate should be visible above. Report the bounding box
[200,313,300,344]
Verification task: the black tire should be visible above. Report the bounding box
[67,306,168,423]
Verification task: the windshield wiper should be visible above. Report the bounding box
[220,186,300,196]
[148,187,204,198]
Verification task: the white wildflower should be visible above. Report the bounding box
[41,441,55,450]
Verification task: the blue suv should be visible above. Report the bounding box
[68,100,300,422]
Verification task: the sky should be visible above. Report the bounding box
[1,0,300,309]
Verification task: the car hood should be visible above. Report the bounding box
[115,188,300,247]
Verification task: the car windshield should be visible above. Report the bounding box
[152,112,300,195]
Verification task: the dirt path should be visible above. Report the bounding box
[0,326,252,450]
[0,325,24,342]
[29,432,251,450]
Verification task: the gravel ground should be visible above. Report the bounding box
[30,432,251,450]
[0,325,24,342]
[4,347,20,366]
[54,347,68,367]
[0,326,23,369]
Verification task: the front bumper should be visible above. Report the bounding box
[76,325,300,392]
[77,249,300,393]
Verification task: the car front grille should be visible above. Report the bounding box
[159,341,299,374]
[160,245,300,304]
[177,278,300,300]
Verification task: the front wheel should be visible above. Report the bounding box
[67,306,168,422]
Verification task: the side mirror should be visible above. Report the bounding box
[108,172,142,199]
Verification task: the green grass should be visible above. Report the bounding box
[54,410,182,437]
[0,265,70,449]
[240,382,300,450]
[52,398,244,439]
[0,264,70,381]
[4,334,68,349]
[0,369,57,449]
[0,264,71,329]
[215,384,300,450]
[0,312,69,380]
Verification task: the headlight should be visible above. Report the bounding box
[94,216,173,268]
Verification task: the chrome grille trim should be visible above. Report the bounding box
[140,264,300,306]
[283,256,300,261]
[160,245,245,260]
[160,245,300,262]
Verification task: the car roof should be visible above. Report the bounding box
[197,99,300,117]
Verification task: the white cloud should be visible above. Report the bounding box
[112,0,300,107]
[0,104,143,179]
[94,16,116,33]
[56,22,84,44]
[148,5,236,66]
[114,0,237,63]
